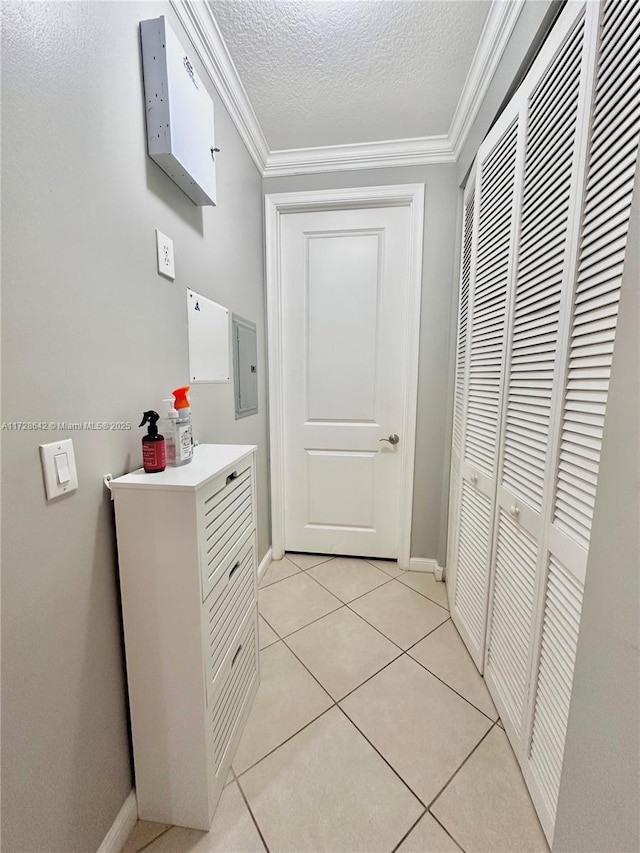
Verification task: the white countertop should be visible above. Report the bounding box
[111,444,256,491]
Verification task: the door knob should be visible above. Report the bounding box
[380,434,400,446]
[470,473,478,485]
[510,504,521,519]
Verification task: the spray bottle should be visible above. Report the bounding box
[171,385,193,465]
[139,411,166,473]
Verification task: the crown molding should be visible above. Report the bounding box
[172,0,521,177]
[170,0,269,174]
[263,136,455,178]
[448,0,525,158]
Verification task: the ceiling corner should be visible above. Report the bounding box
[448,0,525,158]
[170,0,270,175]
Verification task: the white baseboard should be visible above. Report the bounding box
[409,557,438,573]
[257,547,273,581]
[409,558,445,581]
[97,789,137,853]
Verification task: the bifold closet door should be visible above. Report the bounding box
[451,103,522,670]
[484,2,594,746]
[445,178,475,608]
[525,0,640,840]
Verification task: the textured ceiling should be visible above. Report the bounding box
[208,0,492,151]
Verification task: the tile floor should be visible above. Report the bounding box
[123,554,549,853]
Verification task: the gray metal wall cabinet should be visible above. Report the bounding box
[232,315,258,419]
[140,16,217,206]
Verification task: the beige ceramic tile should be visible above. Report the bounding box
[232,641,332,775]
[122,821,170,853]
[239,707,423,852]
[258,615,278,650]
[349,580,449,649]
[341,655,492,805]
[308,556,391,603]
[258,572,342,637]
[409,621,497,719]
[365,558,403,577]
[397,571,450,610]
[286,607,400,700]
[258,555,300,588]
[144,782,264,852]
[286,552,334,570]
[396,813,462,852]
[432,726,549,853]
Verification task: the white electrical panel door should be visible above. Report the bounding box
[187,289,230,384]
[140,16,217,206]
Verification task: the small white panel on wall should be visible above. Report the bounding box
[187,289,230,383]
[140,16,217,206]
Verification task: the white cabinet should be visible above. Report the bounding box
[112,445,259,830]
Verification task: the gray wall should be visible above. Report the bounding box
[1,2,268,850]
[263,166,460,565]
[553,171,640,853]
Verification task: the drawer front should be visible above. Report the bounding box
[209,607,258,775]
[205,533,256,700]
[199,461,254,600]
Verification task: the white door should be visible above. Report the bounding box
[277,195,423,559]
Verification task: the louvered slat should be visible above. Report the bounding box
[553,0,640,549]
[529,557,583,822]
[454,480,493,649]
[453,189,475,457]
[464,121,518,475]
[486,510,538,733]
[502,20,585,511]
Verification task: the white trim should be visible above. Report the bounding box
[409,558,438,574]
[265,184,424,571]
[449,0,525,158]
[97,789,137,853]
[169,0,269,174]
[263,136,454,178]
[170,0,525,176]
[257,547,273,582]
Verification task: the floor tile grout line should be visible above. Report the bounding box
[134,826,173,853]
[285,553,336,571]
[426,721,498,812]
[428,809,467,853]
[234,704,337,781]
[332,649,405,704]
[395,575,451,613]
[277,603,345,641]
[258,565,302,590]
[389,807,428,853]
[335,704,428,811]
[302,562,396,606]
[362,557,403,578]
[234,776,271,853]
[407,646,498,725]
[280,635,340,703]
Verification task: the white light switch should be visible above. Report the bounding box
[156,229,175,279]
[40,439,78,500]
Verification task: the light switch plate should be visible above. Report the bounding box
[156,229,175,279]
[40,438,78,500]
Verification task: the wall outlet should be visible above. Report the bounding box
[156,230,175,279]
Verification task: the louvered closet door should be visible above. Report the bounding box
[525,0,640,841]
[445,177,475,608]
[452,104,522,669]
[484,4,592,743]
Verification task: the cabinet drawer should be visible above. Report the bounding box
[209,607,258,775]
[205,533,255,700]
[199,462,254,600]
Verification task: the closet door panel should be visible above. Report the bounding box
[452,111,521,669]
[485,6,588,741]
[526,0,640,839]
[445,182,476,606]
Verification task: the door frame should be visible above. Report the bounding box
[265,184,425,569]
